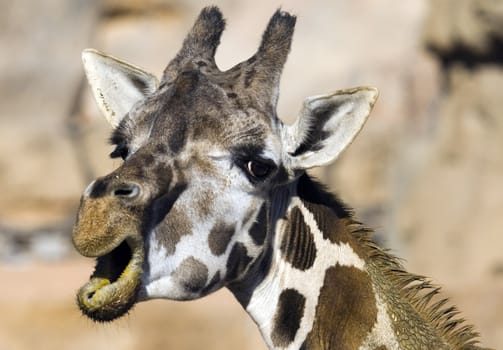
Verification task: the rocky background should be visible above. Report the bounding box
[0,0,501,349]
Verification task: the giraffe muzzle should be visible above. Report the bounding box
[72,187,147,322]
[75,234,144,322]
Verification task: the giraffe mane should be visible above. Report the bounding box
[352,229,484,349]
[297,174,485,349]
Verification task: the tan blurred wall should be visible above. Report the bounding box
[0,0,501,349]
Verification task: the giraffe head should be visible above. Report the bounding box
[72,6,378,322]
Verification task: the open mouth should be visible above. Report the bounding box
[76,235,144,322]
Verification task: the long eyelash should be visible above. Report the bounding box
[108,118,131,146]
[231,144,264,159]
[108,123,131,160]
[109,132,126,147]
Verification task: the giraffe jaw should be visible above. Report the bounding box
[76,235,144,322]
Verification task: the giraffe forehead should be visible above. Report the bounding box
[120,68,278,157]
[123,108,275,165]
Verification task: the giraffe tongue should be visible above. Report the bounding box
[76,235,144,322]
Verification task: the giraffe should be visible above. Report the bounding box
[72,7,489,350]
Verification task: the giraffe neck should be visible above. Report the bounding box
[228,174,468,350]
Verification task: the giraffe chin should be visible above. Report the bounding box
[76,235,144,322]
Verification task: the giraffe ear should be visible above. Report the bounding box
[283,87,378,171]
[82,49,159,127]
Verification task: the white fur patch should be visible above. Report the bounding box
[140,169,265,301]
[246,196,367,350]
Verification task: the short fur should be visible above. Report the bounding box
[73,6,489,350]
[296,174,484,349]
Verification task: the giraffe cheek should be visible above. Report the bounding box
[171,257,209,295]
[140,234,220,300]
[140,268,210,301]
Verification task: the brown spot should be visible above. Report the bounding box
[225,243,252,282]
[304,265,377,349]
[155,143,168,154]
[271,288,305,347]
[374,346,388,350]
[208,221,235,256]
[167,118,187,154]
[303,201,343,243]
[228,243,273,309]
[174,69,200,97]
[249,204,267,245]
[227,92,238,98]
[244,67,256,88]
[280,206,316,270]
[196,189,216,218]
[140,153,155,166]
[191,115,223,141]
[155,206,192,255]
[172,257,208,294]
[151,164,174,190]
[303,201,365,258]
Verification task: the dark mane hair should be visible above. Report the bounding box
[296,173,353,219]
[297,173,483,349]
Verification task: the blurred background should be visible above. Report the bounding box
[0,0,502,349]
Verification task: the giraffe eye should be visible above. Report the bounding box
[246,160,271,179]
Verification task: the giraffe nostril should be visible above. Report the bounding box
[112,183,141,199]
